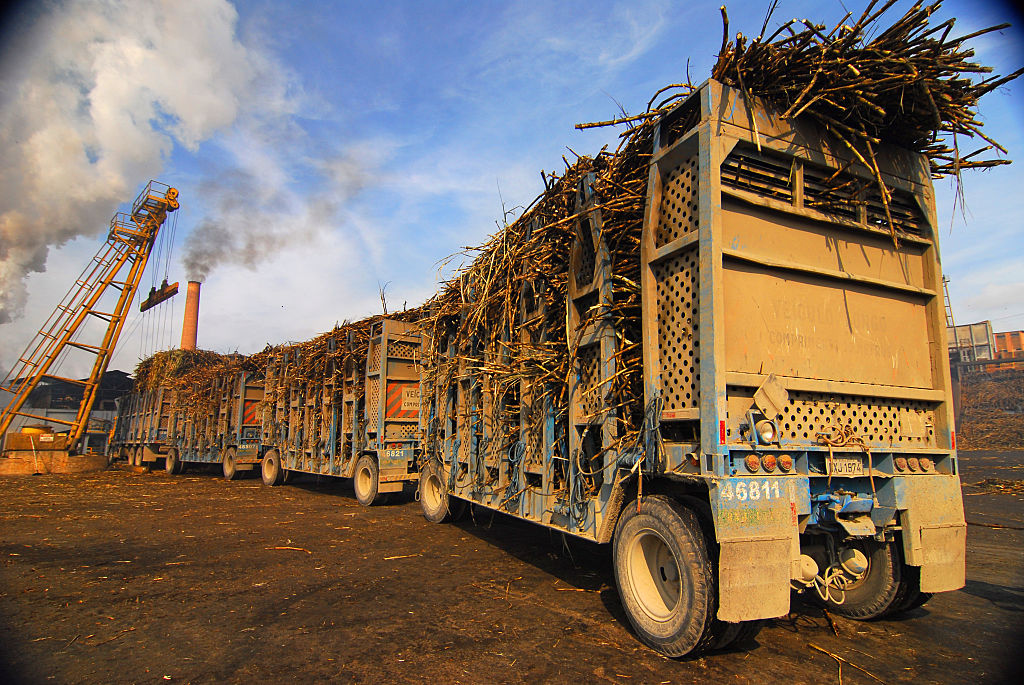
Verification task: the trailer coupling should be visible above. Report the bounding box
[810,491,876,536]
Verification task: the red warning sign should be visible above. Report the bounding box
[243,399,260,426]
[385,382,419,418]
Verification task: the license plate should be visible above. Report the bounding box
[828,456,864,476]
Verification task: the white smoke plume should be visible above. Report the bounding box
[0,0,291,324]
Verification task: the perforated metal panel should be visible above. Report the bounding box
[656,157,699,247]
[386,422,417,439]
[654,248,700,412]
[389,340,419,359]
[779,392,936,447]
[369,345,381,373]
[576,223,596,287]
[366,377,380,431]
[522,400,545,472]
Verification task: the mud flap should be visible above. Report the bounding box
[717,538,791,621]
[896,474,966,592]
[710,475,809,622]
[919,525,966,591]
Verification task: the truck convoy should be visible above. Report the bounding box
[113,79,965,657]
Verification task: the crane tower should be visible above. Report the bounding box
[0,181,180,457]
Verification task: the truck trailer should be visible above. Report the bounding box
[112,358,266,478]
[259,317,424,504]
[418,79,965,657]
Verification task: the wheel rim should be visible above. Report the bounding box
[835,543,873,591]
[423,471,443,512]
[356,465,372,496]
[262,455,275,480]
[626,528,682,622]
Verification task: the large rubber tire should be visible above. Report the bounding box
[612,495,715,657]
[261,450,284,486]
[889,563,932,615]
[709,619,763,651]
[353,454,381,506]
[419,462,466,523]
[826,541,902,619]
[165,449,183,475]
[131,447,142,467]
[222,448,241,481]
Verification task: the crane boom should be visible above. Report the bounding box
[0,181,179,453]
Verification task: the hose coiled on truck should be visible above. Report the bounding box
[503,441,525,512]
[447,437,461,492]
[569,448,589,530]
[617,395,663,471]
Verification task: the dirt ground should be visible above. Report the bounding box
[1,451,1021,684]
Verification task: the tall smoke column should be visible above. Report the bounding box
[180,281,201,351]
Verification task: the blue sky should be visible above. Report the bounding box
[0,0,1021,376]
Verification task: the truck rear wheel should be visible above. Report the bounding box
[222,448,241,481]
[165,449,183,475]
[709,619,763,651]
[353,455,381,506]
[262,450,283,486]
[612,495,714,657]
[889,562,932,615]
[826,540,901,619]
[419,461,465,523]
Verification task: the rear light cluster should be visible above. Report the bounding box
[744,453,793,473]
[894,456,935,473]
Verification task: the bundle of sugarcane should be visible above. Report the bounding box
[711,0,1021,233]
[421,120,658,471]
[148,351,252,417]
[132,349,231,394]
[260,307,426,409]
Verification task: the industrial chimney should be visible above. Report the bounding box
[180,281,201,350]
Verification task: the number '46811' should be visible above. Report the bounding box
[720,479,781,502]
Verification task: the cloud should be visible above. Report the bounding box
[467,0,669,102]
[0,0,289,324]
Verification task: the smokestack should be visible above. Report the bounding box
[180,281,201,351]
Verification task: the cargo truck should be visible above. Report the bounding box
[112,385,177,470]
[419,79,965,657]
[112,364,265,479]
[260,318,423,504]
[170,368,266,478]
